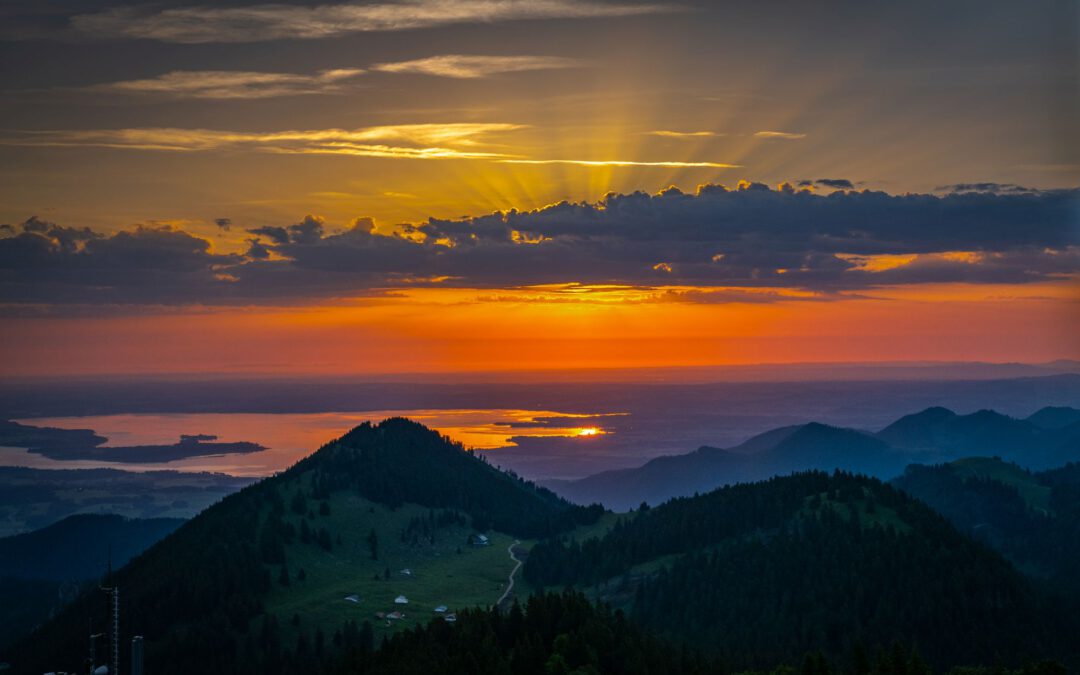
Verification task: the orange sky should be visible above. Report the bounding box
[1,3,1077,378]
[5,282,1076,377]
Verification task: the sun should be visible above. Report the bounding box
[577,427,601,436]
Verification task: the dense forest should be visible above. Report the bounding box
[525,471,1077,670]
[335,590,715,675]
[6,420,1077,674]
[2,419,600,674]
[892,459,1080,596]
[334,590,1067,675]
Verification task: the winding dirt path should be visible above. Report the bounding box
[496,540,522,607]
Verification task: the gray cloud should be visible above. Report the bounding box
[2,185,1076,311]
[70,1,675,44]
[798,178,855,190]
[371,55,581,79]
[245,238,271,260]
[248,216,325,245]
[89,68,365,99]
[247,226,290,245]
[935,182,1037,194]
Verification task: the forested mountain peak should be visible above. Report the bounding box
[878,407,1036,449]
[526,471,1071,670]
[876,406,959,441]
[773,422,888,453]
[290,417,601,535]
[4,419,602,675]
[1026,406,1080,430]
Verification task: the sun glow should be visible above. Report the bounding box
[576,427,602,436]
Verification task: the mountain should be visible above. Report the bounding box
[874,406,961,446]
[878,408,1038,454]
[760,422,898,472]
[3,418,601,675]
[7,419,1076,674]
[551,407,1080,510]
[551,421,915,511]
[879,408,1080,468]
[525,471,1077,670]
[1026,406,1080,430]
[891,458,1080,594]
[0,513,183,582]
[0,514,183,649]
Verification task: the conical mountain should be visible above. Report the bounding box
[4,419,601,675]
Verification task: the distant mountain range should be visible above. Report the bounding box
[6,418,1079,674]
[548,406,1080,510]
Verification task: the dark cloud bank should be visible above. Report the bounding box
[1,183,1077,311]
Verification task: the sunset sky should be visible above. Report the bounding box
[1,0,1077,377]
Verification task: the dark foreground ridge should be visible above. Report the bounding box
[526,471,1079,670]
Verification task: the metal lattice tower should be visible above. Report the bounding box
[100,544,119,675]
[109,586,120,675]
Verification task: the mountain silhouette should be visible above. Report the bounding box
[551,407,1080,510]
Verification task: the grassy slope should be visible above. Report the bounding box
[266,492,626,644]
[263,489,518,644]
[948,457,1052,513]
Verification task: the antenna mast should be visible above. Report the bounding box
[100,545,120,675]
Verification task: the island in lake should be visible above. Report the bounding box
[0,419,266,463]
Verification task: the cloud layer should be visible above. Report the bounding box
[754,131,807,140]
[646,130,720,139]
[71,0,673,43]
[0,123,738,166]
[91,68,365,99]
[2,184,1076,310]
[87,54,578,100]
[0,123,526,159]
[372,54,581,78]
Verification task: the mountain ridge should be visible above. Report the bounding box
[4,418,601,675]
[525,470,1075,670]
[549,406,1080,510]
